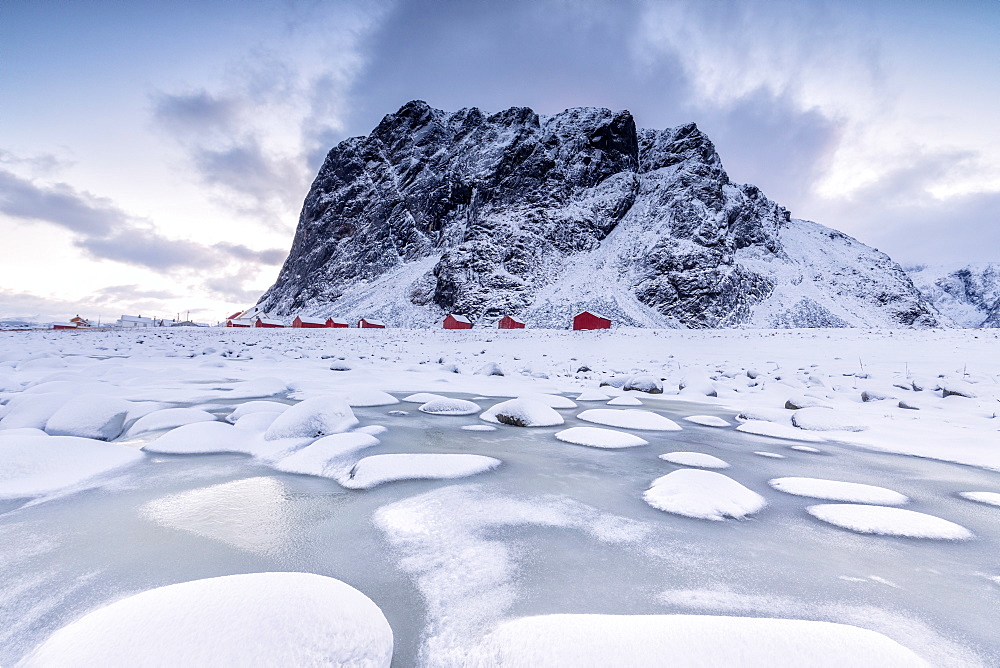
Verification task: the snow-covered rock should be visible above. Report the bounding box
[127,408,216,435]
[518,393,577,409]
[20,573,393,667]
[643,469,766,520]
[575,389,611,401]
[232,411,283,432]
[273,432,381,477]
[0,392,73,430]
[678,374,717,397]
[577,409,681,431]
[0,434,143,499]
[143,421,245,454]
[607,395,643,406]
[806,504,973,539]
[264,397,358,440]
[346,389,400,407]
[554,426,648,449]
[659,452,730,469]
[339,453,501,489]
[402,392,447,403]
[45,396,132,441]
[791,407,868,432]
[957,491,1000,507]
[418,398,481,416]
[736,420,825,442]
[226,400,290,423]
[480,398,564,427]
[464,614,929,668]
[769,477,908,505]
[622,374,663,394]
[683,415,730,427]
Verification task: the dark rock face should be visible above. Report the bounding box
[259,100,944,328]
[905,263,1000,328]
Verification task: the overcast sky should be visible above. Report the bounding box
[2,0,998,321]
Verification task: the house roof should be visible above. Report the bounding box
[119,315,153,323]
[256,318,286,326]
[448,314,471,323]
[360,318,385,325]
[575,310,611,320]
[295,315,327,324]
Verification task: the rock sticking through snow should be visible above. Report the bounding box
[554,427,648,449]
[659,452,730,469]
[264,396,358,440]
[643,469,766,520]
[769,477,909,505]
[577,409,681,431]
[340,453,501,489]
[806,504,973,539]
[20,572,393,667]
[480,398,564,427]
[464,614,929,668]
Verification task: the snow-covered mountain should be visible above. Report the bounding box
[258,101,944,328]
[905,264,1000,328]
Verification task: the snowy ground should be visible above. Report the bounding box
[2,327,1000,665]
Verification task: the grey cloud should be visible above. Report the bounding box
[152,90,242,136]
[76,227,219,270]
[203,266,268,304]
[93,284,182,301]
[214,242,286,265]
[0,287,176,322]
[193,137,302,210]
[0,168,126,236]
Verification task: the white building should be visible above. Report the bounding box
[116,315,154,328]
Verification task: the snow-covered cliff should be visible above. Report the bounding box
[258,101,944,328]
[905,264,1000,328]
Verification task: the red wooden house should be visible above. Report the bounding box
[292,315,327,328]
[358,318,385,329]
[325,317,349,328]
[52,323,77,330]
[227,320,251,327]
[498,315,525,329]
[443,314,472,329]
[572,311,611,330]
[255,317,286,328]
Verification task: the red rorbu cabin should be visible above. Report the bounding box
[572,311,611,331]
[227,320,250,327]
[443,314,472,329]
[292,316,327,328]
[255,317,286,328]
[358,318,385,329]
[325,317,349,328]
[498,315,525,329]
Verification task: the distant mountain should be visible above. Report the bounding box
[258,100,945,329]
[905,264,1000,328]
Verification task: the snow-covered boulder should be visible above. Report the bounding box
[554,427,648,449]
[659,452,730,469]
[225,377,288,399]
[464,614,929,667]
[481,398,564,427]
[127,408,216,435]
[790,407,868,432]
[769,477,908,505]
[143,421,245,454]
[273,432,381,477]
[402,392,447,403]
[683,415,730,427]
[264,397,358,440]
[577,409,681,431]
[958,491,1000,507]
[233,411,283,432]
[575,389,611,401]
[678,374,717,397]
[45,396,132,441]
[519,393,577,409]
[346,389,399,407]
[0,392,73,430]
[736,420,825,442]
[643,469,765,520]
[784,394,830,410]
[418,398,481,416]
[942,380,977,398]
[339,453,501,489]
[807,504,973,540]
[607,395,643,406]
[226,400,290,423]
[474,362,504,376]
[20,573,393,667]
[623,374,663,394]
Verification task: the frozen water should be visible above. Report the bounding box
[806,505,974,540]
[577,409,681,431]
[769,478,908,505]
[340,454,501,489]
[462,424,497,431]
[20,572,393,667]
[736,420,825,442]
[465,614,929,667]
[643,469,766,521]
[659,452,730,469]
[481,398,564,427]
[791,445,823,453]
[754,451,785,458]
[958,492,1000,507]
[554,426,648,449]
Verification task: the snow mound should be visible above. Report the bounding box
[519,393,577,409]
[957,491,1000,507]
[419,398,481,416]
[481,398,564,427]
[678,374,717,397]
[402,392,447,403]
[754,451,785,458]
[791,445,823,453]
[45,396,132,441]
[575,389,610,401]
[274,432,381,477]
[643,469,766,520]
[791,407,868,432]
[20,572,392,667]
[0,392,73,430]
[684,415,730,427]
[462,425,497,431]
[806,504,974,539]
[659,452,730,469]
[127,408,216,435]
[143,421,244,454]
[577,409,681,431]
[226,400,289,423]
[736,420,825,442]
[607,395,643,406]
[623,374,663,394]
[346,389,399,407]
[340,453,501,489]
[356,425,388,436]
[233,411,282,432]
[264,397,358,440]
[464,614,929,668]
[554,427,648,449]
[225,377,288,399]
[769,477,908,505]
[0,434,143,499]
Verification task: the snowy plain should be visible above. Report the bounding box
[1,326,1000,665]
